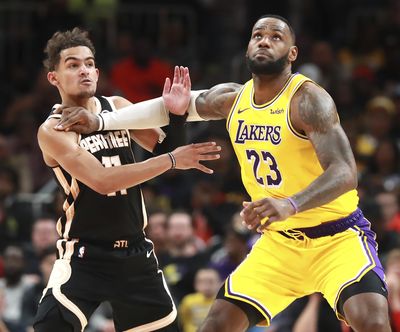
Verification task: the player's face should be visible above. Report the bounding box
[48,46,99,99]
[246,17,297,75]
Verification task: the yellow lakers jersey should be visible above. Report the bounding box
[227,73,359,230]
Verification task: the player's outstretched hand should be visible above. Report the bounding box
[53,106,99,134]
[240,197,297,232]
[171,142,221,174]
[163,66,191,116]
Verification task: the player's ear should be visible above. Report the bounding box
[47,71,59,87]
[288,46,298,62]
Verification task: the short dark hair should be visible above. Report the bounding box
[256,14,295,43]
[43,27,95,71]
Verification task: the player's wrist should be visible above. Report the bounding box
[286,197,299,214]
[97,113,104,131]
[167,152,176,169]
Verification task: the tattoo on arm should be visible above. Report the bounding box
[292,84,357,212]
[298,85,338,135]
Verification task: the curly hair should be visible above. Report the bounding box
[43,27,95,71]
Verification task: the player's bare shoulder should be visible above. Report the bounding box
[37,117,79,167]
[196,83,243,120]
[290,81,338,134]
[109,95,131,110]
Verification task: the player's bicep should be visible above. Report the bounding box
[38,121,106,189]
[196,83,242,120]
[294,84,355,171]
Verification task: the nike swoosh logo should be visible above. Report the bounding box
[146,249,153,258]
[237,108,250,114]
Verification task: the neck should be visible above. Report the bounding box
[252,68,292,105]
[60,96,98,113]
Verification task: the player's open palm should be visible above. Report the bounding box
[171,142,221,174]
[162,66,191,116]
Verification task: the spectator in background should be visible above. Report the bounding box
[360,138,400,194]
[209,212,252,280]
[298,41,343,94]
[190,127,246,239]
[384,248,400,331]
[356,96,397,167]
[338,14,385,75]
[23,216,58,279]
[160,211,210,304]
[110,33,173,103]
[146,209,169,257]
[360,197,400,261]
[376,191,400,234]
[1,70,55,192]
[178,267,221,332]
[20,246,56,330]
[0,245,35,332]
[165,211,206,258]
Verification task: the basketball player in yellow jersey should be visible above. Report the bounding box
[54,15,391,332]
[195,15,390,332]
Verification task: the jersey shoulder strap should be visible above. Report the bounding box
[97,96,114,113]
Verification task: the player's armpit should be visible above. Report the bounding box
[130,128,163,152]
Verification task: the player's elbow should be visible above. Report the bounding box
[343,164,358,191]
[87,178,112,195]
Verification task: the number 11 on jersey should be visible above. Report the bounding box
[101,155,128,196]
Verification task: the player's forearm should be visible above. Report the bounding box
[99,91,207,131]
[290,163,357,213]
[93,154,174,194]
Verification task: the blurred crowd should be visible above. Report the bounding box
[0,0,400,331]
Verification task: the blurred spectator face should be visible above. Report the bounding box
[373,140,399,175]
[147,212,167,246]
[194,268,221,299]
[311,41,334,70]
[32,218,58,253]
[3,246,25,285]
[365,96,396,139]
[224,231,248,259]
[167,212,193,248]
[376,192,399,223]
[367,109,394,139]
